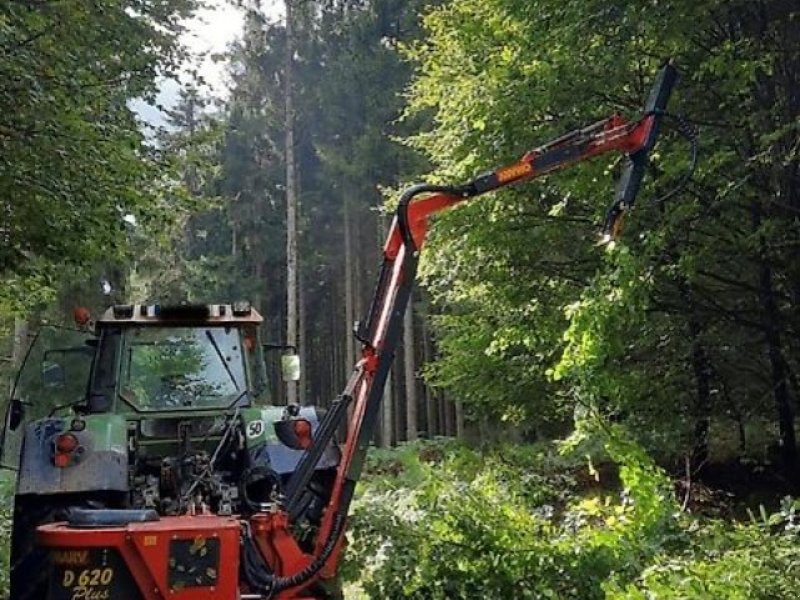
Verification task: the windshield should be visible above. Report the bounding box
[121,326,246,411]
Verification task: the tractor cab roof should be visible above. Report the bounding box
[97,303,263,327]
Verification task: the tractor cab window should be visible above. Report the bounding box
[120,326,247,411]
[242,325,269,402]
[88,327,121,412]
[1,327,94,469]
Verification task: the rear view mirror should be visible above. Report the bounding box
[281,354,301,382]
[42,361,65,388]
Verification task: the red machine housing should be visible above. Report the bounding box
[38,516,241,600]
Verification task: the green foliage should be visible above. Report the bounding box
[403,0,800,465]
[606,513,800,599]
[0,471,12,598]
[346,432,679,599]
[346,437,800,600]
[0,0,199,313]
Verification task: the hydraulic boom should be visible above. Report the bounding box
[34,62,679,600]
[265,60,679,598]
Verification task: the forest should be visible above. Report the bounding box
[1,0,799,598]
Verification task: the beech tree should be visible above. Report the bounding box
[0,0,199,315]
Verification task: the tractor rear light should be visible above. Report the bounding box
[54,433,80,468]
[55,433,78,453]
[293,419,313,449]
[72,306,91,326]
[274,417,315,449]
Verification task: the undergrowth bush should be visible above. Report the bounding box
[344,430,800,599]
[605,504,800,599]
[1,471,13,599]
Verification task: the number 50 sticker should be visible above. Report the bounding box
[247,420,265,439]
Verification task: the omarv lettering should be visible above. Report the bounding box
[51,550,89,567]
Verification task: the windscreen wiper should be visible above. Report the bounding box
[205,330,241,391]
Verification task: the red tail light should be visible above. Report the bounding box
[55,433,78,453]
[292,419,313,449]
[54,433,79,468]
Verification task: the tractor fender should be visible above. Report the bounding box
[16,415,128,495]
[245,406,341,475]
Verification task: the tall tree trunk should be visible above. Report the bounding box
[252,259,264,323]
[9,318,28,394]
[688,310,712,471]
[438,388,447,438]
[449,402,458,439]
[421,310,436,437]
[404,302,418,442]
[760,260,797,472]
[299,275,307,404]
[752,200,797,473]
[396,363,406,439]
[284,0,299,406]
[455,399,465,439]
[343,199,356,374]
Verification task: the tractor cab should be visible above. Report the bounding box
[1,303,271,473]
[89,302,269,415]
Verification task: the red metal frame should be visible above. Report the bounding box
[387,113,658,254]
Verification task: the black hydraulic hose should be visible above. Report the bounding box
[242,488,352,599]
[396,184,469,252]
[284,389,353,520]
[271,510,347,594]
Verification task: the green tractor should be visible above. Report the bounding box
[0,303,340,600]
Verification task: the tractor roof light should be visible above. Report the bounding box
[232,301,252,316]
[112,304,134,319]
[140,304,161,317]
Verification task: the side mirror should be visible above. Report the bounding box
[281,354,301,382]
[8,398,25,431]
[42,361,66,388]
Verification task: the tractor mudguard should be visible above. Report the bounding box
[17,415,128,495]
[249,440,341,475]
[245,406,341,475]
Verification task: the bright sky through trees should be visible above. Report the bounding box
[133,1,284,127]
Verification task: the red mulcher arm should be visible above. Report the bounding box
[36,64,678,600]
[251,61,679,598]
